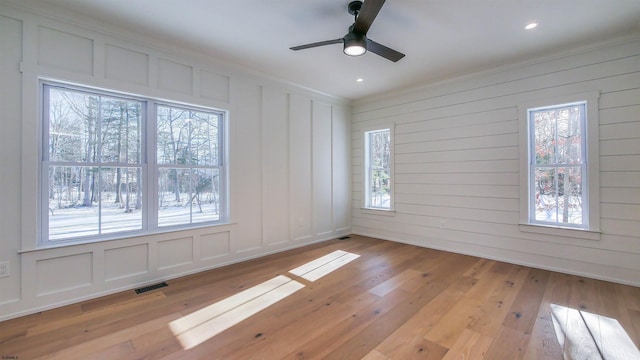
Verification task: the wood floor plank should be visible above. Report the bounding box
[424,267,511,348]
[629,309,640,349]
[362,349,392,360]
[319,289,445,360]
[36,313,181,359]
[483,325,529,360]
[463,258,494,279]
[0,235,638,360]
[502,268,550,334]
[368,269,422,297]
[27,291,167,337]
[623,285,640,312]
[523,316,563,360]
[282,288,418,359]
[441,328,493,360]
[373,275,477,358]
[374,336,448,360]
[466,263,530,337]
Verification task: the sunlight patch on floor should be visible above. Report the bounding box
[168,250,359,350]
[289,250,360,282]
[169,275,304,350]
[550,303,640,360]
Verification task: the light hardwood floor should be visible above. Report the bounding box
[1,235,639,359]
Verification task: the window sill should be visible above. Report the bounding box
[360,208,396,217]
[519,223,600,241]
[21,222,236,253]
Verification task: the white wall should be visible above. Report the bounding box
[0,2,351,321]
[352,37,640,286]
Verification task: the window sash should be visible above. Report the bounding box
[364,128,391,210]
[527,102,588,229]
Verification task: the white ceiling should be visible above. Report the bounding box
[35,0,640,100]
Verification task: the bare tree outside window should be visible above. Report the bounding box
[46,85,143,240]
[157,105,222,227]
[530,103,586,227]
[365,129,391,209]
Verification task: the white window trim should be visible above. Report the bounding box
[361,124,395,213]
[38,81,229,248]
[518,91,600,240]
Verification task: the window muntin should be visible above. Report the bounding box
[364,128,391,209]
[44,85,145,241]
[42,83,226,245]
[528,102,587,228]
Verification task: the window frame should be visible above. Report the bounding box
[527,101,588,229]
[40,81,228,247]
[518,91,600,240]
[153,102,227,229]
[362,125,394,212]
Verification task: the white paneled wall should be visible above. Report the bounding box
[352,37,640,286]
[313,101,334,237]
[289,94,314,242]
[0,3,350,321]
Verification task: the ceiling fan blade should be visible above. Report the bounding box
[290,38,343,51]
[366,39,405,62]
[353,0,386,35]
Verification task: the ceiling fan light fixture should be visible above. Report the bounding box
[525,22,538,30]
[343,32,367,56]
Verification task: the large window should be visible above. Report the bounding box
[364,128,393,210]
[42,83,226,245]
[519,92,600,238]
[528,102,587,228]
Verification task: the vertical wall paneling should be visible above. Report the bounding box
[157,238,194,271]
[104,244,149,281]
[36,253,93,296]
[332,105,351,232]
[261,87,290,245]
[105,44,149,86]
[0,14,23,305]
[200,69,230,103]
[37,26,93,75]
[312,101,333,236]
[289,94,313,241]
[20,19,39,254]
[200,231,231,261]
[157,58,193,95]
[232,80,264,252]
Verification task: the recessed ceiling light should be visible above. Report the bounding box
[356,78,364,83]
[525,22,538,30]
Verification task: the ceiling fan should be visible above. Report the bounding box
[290,0,405,62]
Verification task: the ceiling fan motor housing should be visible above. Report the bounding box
[348,1,363,16]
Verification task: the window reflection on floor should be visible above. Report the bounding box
[168,250,360,350]
[169,275,304,350]
[289,250,360,282]
[550,304,640,359]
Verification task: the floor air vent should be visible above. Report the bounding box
[338,236,351,240]
[135,282,168,294]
